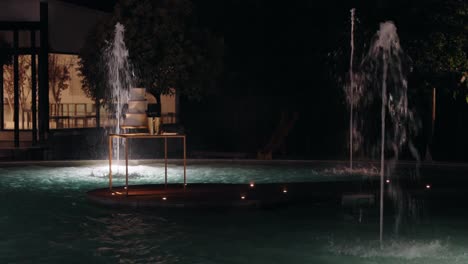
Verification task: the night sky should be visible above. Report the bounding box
[60,0,467,160]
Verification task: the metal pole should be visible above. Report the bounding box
[164,137,167,188]
[183,136,186,189]
[31,31,37,144]
[380,54,388,246]
[13,30,19,148]
[108,135,112,190]
[39,2,49,142]
[125,137,128,196]
[349,8,355,171]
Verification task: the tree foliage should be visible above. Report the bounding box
[49,54,72,107]
[406,0,467,80]
[403,0,468,109]
[326,0,467,89]
[3,56,32,113]
[78,0,223,107]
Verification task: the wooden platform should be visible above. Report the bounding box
[86,181,380,209]
[87,183,288,208]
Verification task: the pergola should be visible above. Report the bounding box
[0,0,108,148]
[0,2,49,147]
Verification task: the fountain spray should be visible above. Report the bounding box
[354,21,419,245]
[105,23,133,160]
[349,8,356,171]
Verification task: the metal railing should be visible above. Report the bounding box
[2,103,177,130]
[49,103,97,129]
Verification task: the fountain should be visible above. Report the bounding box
[104,22,133,159]
[346,9,366,172]
[347,18,421,244]
[348,8,355,171]
[365,21,420,243]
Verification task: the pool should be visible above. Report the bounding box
[1,160,467,263]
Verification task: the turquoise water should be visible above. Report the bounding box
[0,161,467,263]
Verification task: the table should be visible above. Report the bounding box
[108,133,187,195]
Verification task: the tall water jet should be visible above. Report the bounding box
[348,8,356,171]
[359,21,419,244]
[346,9,365,171]
[105,23,133,159]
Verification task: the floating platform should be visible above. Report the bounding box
[86,179,453,209]
[87,183,291,208]
[87,181,379,209]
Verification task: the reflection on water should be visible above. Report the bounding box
[83,213,184,263]
[0,161,467,263]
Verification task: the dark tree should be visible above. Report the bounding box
[78,0,223,113]
[49,54,72,115]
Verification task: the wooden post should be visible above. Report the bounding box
[108,135,113,190]
[125,137,129,196]
[74,103,77,127]
[164,137,168,188]
[39,2,49,142]
[31,31,37,144]
[95,99,100,128]
[13,30,19,148]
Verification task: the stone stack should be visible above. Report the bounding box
[122,87,147,128]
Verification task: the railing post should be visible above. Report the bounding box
[125,137,129,196]
[164,137,168,188]
[108,135,113,190]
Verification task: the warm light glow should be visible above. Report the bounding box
[386,179,390,183]
[162,197,167,200]
[111,192,115,196]
[426,184,431,189]
[250,183,255,187]
[283,189,288,194]
[124,186,127,189]
[241,195,245,200]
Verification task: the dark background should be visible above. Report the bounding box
[64,0,468,161]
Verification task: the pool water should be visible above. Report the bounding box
[0,161,467,263]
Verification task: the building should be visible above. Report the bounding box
[0,0,178,151]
